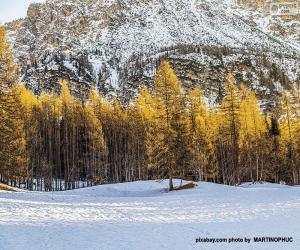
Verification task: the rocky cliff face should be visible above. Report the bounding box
[238,1,300,45]
[6,0,300,108]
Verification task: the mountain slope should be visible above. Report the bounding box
[237,0,300,46]
[6,0,300,105]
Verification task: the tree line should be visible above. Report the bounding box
[1,26,300,191]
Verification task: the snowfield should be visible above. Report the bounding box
[0,180,300,250]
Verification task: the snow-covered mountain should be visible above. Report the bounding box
[237,1,300,50]
[6,0,300,106]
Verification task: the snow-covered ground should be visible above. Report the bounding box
[0,180,299,250]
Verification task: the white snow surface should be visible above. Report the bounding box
[0,180,300,250]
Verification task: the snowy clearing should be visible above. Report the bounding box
[0,180,299,250]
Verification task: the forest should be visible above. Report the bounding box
[1,26,300,191]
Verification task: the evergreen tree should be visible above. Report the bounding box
[187,86,211,181]
[152,60,185,190]
[280,91,298,184]
[218,73,241,185]
[0,27,27,186]
[239,85,267,182]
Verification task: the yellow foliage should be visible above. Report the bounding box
[239,85,266,144]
